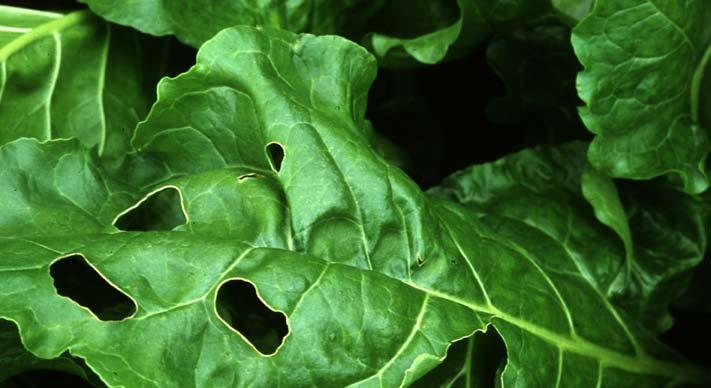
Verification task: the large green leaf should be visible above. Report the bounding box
[0,7,169,159]
[1,26,708,387]
[572,0,711,193]
[430,142,709,334]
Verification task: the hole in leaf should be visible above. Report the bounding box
[266,142,285,172]
[238,172,263,182]
[411,327,506,387]
[114,187,186,231]
[50,255,136,321]
[416,254,425,266]
[4,370,96,388]
[0,320,105,386]
[215,279,288,355]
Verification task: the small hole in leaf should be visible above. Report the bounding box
[238,172,262,182]
[416,255,425,266]
[50,255,135,321]
[215,279,288,355]
[114,187,186,231]
[266,142,285,172]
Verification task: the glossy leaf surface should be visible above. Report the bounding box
[0,26,708,387]
[0,7,169,159]
[572,0,711,193]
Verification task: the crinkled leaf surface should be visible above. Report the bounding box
[1,25,709,387]
[0,7,170,159]
[572,0,711,193]
[431,142,709,335]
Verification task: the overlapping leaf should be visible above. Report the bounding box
[77,0,387,49]
[365,0,551,66]
[0,319,100,385]
[77,0,553,66]
[485,21,584,132]
[431,142,709,334]
[0,25,708,387]
[572,0,711,193]
[0,7,170,159]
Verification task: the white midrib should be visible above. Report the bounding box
[403,281,710,383]
[96,25,110,156]
[0,25,30,33]
[691,40,711,123]
[44,32,61,139]
[375,293,430,385]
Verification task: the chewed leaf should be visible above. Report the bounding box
[113,186,187,231]
[0,25,709,387]
[214,279,289,355]
[50,254,137,321]
[0,319,101,385]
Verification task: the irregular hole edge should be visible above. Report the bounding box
[0,317,112,387]
[48,253,138,322]
[265,142,286,173]
[212,277,291,357]
[492,322,510,386]
[111,185,189,228]
[403,322,503,385]
[238,172,264,182]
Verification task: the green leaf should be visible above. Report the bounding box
[572,0,711,193]
[431,142,710,334]
[411,329,506,387]
[0,320,100,385]
[78,0,552,66]
[77,0,388,49]
[0,137,481,387]
[1,26,709,387]
[581,165,635,271]
[552,0,593,21]
[365,0,551,66]
[0,7,170,159]
[614,179,709,332]
[430,142,626,292]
